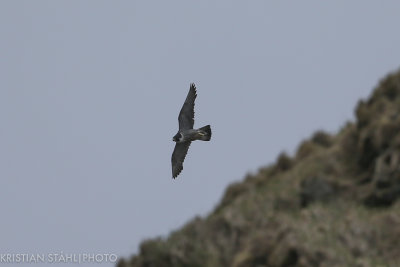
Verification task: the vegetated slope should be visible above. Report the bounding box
[118,70,400,267]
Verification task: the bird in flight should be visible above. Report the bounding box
[171,83,212,178]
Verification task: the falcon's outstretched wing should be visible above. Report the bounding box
[178,83,197,130]
[171,141,191,178]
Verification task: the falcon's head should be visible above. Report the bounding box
[173,132,183,142]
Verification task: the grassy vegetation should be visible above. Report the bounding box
[118,69,400,267]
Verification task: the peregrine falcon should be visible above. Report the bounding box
[171,83,212,178]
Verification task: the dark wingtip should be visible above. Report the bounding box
[172,169,182,179]
[190,83,197,94]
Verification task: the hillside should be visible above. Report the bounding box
[118,70,400,267]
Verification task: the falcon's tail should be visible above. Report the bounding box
[198,125,212,141]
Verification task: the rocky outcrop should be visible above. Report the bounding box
[118,69,400,267]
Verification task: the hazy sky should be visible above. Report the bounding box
[1,1,400,266]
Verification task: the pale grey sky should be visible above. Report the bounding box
[1,1,400,266]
